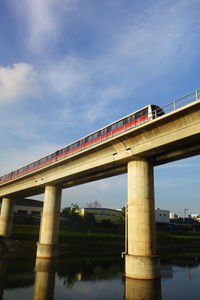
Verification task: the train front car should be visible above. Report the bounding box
[148,104,165,120]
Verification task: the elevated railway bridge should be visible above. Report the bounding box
[0,89,200,280]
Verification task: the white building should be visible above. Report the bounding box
[155,208,170,223]
[0,198,43,216]
[170,213,179,219]
[76,208,121,225]
[191,214,200,218]
[191,214,200,222]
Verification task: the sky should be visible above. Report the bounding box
[0,0,200,216]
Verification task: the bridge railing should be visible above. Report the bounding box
[159,89,200,115]
[123,89,200,133]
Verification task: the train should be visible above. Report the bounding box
[0,104,164,184]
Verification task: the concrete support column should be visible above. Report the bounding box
[36,185,62,258]
[0,198,15,238]
[125,277,161,300]
[34,258,55,300]
[125,158,160,279]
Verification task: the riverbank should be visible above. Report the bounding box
[2,224,200,258]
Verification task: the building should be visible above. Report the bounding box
[191,214,200,222]
[170,213,179,219]
[155,208,170,223]
[0,198,43,216]
[76,208,121,225]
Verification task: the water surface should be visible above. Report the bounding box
[1,255,200,299]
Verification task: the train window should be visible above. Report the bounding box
[152,105,164,117]
[68,144,74,151]
[83,137,88,144]
[135,111,142,119]
[123,118,128,125]
[88,135,93,142]
[117,120,123,128]
[144,107,148,115]
[51,152,57,158]
[128,115,135,123]
[101,128,107,136]
[107,126,112,133]
[63,147,68,153]
[111,123,118,131]
[75,141,81,148]
[58,149,64,155]
[92,132,98,140]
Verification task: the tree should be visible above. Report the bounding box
[120,206,125,225]
[86,200,102,208]
[61,203,80,217]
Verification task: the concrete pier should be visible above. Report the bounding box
[125,158,160,279]
[34,258,55,300]
[0,198,15,238]
[125,277,161,300]
[36,185,62,258]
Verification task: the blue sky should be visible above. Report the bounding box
[0,0,200,216]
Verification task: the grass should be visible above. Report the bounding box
[11,224,124,241]
[7,224,200,259]
[156,230,200,241]
[7,224,124,258]
[11,224,200,242]
[12,224,40,240]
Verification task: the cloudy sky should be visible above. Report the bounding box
[0,0,200,216]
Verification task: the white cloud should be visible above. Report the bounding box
[0,63,37,103]
[44,57,89,95]
[37,0,200,125]
[19,0,78,52]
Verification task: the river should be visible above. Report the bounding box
[0,255,199,299]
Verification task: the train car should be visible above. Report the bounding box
[0,104,164,184]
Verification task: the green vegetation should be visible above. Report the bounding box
[2,223,200,259]
[157,229,200,241]
[12,224,40,240]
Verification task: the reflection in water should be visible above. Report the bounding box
[34,258,56,300]
[0,259,7,300]
[1,255,200,299]
[124,277,161,300]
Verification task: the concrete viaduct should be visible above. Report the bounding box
[0,92,200,280]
